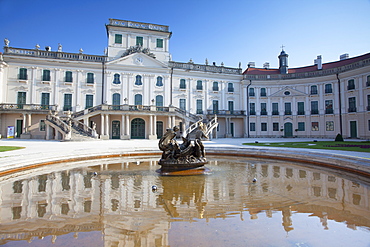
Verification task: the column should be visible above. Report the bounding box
[148,115,156,140]
[172,116,176,128]
[153,115,157,138]
[168,116,172,129]
[105,114,109,138]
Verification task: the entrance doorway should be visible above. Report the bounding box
[350,121,357,138]
[131,118,145,139]
[112,120,120,139]
[284,122,293,137]
[16,119,23,138]
[156,121,163,138]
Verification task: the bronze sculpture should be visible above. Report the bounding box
[158,123,208,172]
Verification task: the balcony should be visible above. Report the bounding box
[196,110,204,114]
[284,110,292,115]
[249,93,255,97]
[272,111,279,115]
[206,110,245,116]
[196,85,203,91]
[311,109,319,115]
[348,107,357,113]
[0,103,56,112]
[297,111,305,115]
[249,110,256,115]
[325,109,334,114]
[347,85,355,90]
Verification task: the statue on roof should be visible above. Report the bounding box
[4,38,9,47]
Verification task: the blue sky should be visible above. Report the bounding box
[1,0,369,69]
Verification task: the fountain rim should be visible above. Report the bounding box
[0,147,369,178]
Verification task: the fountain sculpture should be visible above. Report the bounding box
[158,123,209,174]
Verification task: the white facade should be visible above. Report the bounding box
[0,19,370,140]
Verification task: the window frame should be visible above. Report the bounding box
[115,34,123,44]
[86,73,94,84]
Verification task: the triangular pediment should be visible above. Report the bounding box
[106,53,168,68]
[269,87,307,97]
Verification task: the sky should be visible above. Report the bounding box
[0,0,369,70]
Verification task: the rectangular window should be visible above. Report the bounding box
[42,70,50,81]
[325,100,333,114]
[39,120,46,131]
[17,92,26,109]
[249,88,255,96]
[261,123,267,131]
[179,99,186,111]
[228,101,234,114]
[63,94,72,111]
[41,93,50,109]
[310,85,318,95]
[87,73,94,84]
[86,95,93,109]
[367,95,370,111]
[196,80,203,90]
[228,83,234,92]
[311,101,319,114]
[347,79,355,90]
[297,102,305,115]
[196,99,203,114]
[19,68,28,80]
[213,100,219,114]
[273,122,279,131]
[284,102,291,115]
[249,103,255,115]
[298,122,305,131]
[326,121,334,131]
[272,103,279,115]
[261,103,267,115]
[65,71,73,82]
[325,84,332,94]
[260,88,266,97]
[312,122,319,131]
[115,34,122,44]
[156,39,163,48]
[136,36,143,46]
[180,79,186,89]
[250,122,256,131]
[348,97,356,112]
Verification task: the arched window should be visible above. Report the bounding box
[135,75,142,85]
[325,84,332,94]
[260,88,266,96]
[113,73,121,84]
[156,95,163,107]
[196,80,203,90]
[310,85,318,95]
[213,81,219,91]
[135,94,142,105]
[180,79,186,89]
[228,83,234,92]
[156,76,163,86]
[112,93,120,110]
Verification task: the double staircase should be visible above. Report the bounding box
[45,113,98,141]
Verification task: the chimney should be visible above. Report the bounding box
[314,55,322,70]
[263,62,270,69]
[340,53,349,60]
[247,62,255,68]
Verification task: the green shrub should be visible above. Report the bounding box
[335,133,344,142]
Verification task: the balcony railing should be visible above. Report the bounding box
[284,110,292,115]
[260,111,267,115]
[325,109,334,114]
[0,103,56,111]
[348,107,357,113]
[206,110,245,115]
[228,88,234,93]
[297,111,305,115]
[249,110,256,115]
[272,111,279,115]
[311,109,319,115]
[212,86,219,91]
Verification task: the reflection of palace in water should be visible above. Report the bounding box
[0,157,369,245]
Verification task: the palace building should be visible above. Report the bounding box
[1,19,370,140]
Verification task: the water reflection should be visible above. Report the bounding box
[0,156,369,246]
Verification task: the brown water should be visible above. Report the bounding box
[0,156,369,247]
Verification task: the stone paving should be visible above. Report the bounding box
[0,138,369,175]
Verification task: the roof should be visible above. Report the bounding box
[243,52,370,75]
